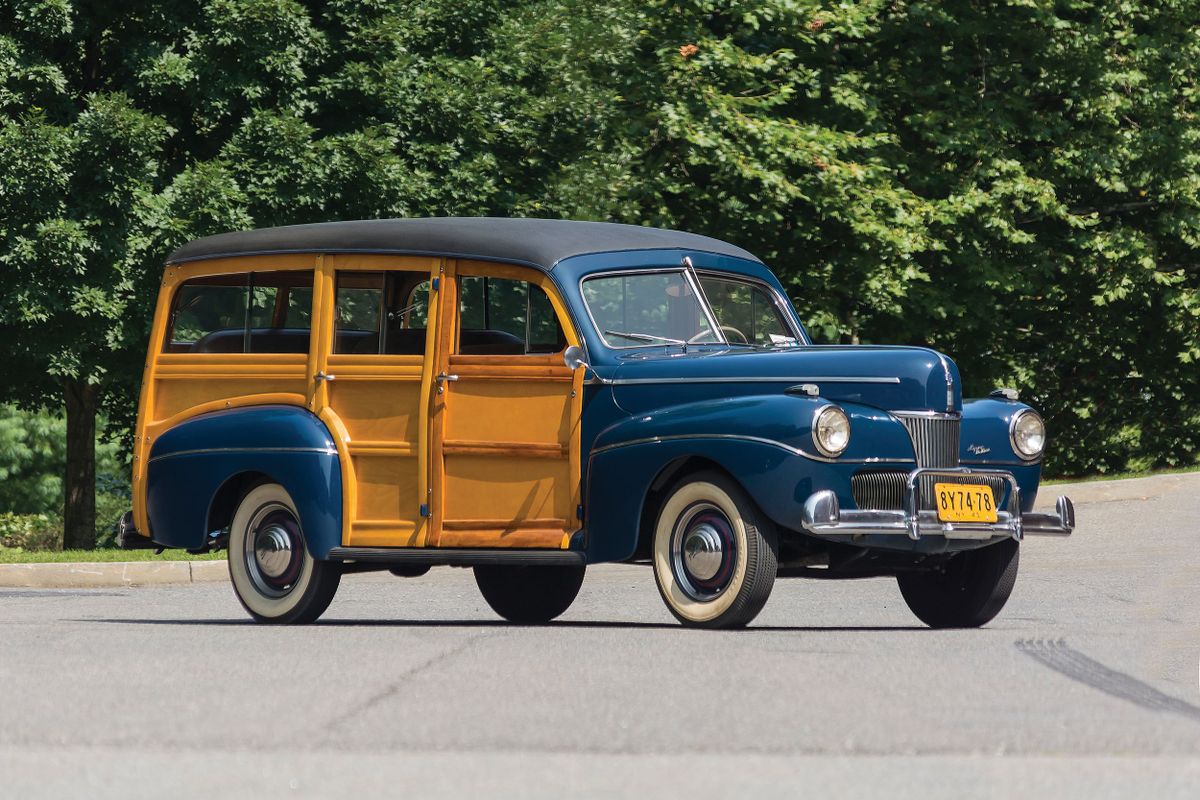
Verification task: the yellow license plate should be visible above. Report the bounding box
[934,482,999,523]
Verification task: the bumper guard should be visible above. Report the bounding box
[800,467,1075,542]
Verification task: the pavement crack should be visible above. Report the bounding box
[319,633,487,736]
[1015,638,1200,723]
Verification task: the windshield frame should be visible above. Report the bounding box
[579,267,807,350]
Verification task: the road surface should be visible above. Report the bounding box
[1,473,1198,798]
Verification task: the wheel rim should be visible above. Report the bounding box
[243,502,304,598]
[670,502,736,601]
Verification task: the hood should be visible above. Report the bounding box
[609,345,961,414]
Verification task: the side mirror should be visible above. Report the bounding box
[563,345,589,372]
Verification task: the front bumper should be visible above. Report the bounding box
[800,467,1075,542]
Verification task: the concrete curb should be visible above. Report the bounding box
[1,472,1195,589]
[0,560,228,589]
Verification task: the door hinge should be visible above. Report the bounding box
[431,277,440,291]
[419,503,430,518]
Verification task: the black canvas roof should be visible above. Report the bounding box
[166,217,760,269]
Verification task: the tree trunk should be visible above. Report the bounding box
[63,379,98,550]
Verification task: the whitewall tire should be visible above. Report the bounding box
[228,483,341,624]
[652,470,778,629]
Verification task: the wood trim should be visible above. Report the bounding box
[449,354,565,367]
[427,257,458,547]
[348,440,417,458]
[436,528,570,549]
[447,363,573,382]
[442,517,568,531]
[442,440,566,459]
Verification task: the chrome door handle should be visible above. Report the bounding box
[315,371,336,382]
[435,372,458,393]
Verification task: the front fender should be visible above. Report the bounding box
[146,405,342,557]
[584,394,915,562]
[962,398,1043,509]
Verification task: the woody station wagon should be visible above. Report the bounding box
[121,218,1075,629]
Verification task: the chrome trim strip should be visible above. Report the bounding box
[608,375,902,386]
[938,352,954,411]
[589,432,914,465]
[149,446,337,463]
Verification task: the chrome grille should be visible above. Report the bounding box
[895,413,961,468]
[852,469,1008,511]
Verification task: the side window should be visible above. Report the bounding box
[166,274,249,352]
[698,275,796,347]
[457,275,565,355]
[333,271,431,355]
[247,271,313,353]
[165,270,314,353]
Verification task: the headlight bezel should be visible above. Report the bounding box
[812,404,852,458]
[1009,408,1046,461]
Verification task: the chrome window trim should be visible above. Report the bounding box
[1009,408,1045,462]
[693,269,808,345]
[580,268,724,350]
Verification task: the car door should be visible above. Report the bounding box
[427,259,584,549]
[312,254,440,547]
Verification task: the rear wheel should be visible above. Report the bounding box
[652,470,778,629]
[228,483,341,624]
[474,564,586,624]
[897,539,1019,628]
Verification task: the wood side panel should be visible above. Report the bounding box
[442,441,566,458]
[436,528,569,549]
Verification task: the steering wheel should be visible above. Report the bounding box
[689,326,748,345]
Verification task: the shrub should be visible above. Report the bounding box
[0,513,62,551]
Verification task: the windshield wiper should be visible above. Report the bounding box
[604,329,688,350]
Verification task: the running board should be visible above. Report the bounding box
[326,547,586,567]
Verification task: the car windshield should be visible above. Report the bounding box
[582,271,721,348]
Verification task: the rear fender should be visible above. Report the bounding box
[145,405,342,558]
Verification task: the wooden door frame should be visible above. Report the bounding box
[427,260,584,549]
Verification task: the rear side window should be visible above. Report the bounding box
[333,270,431,355]
[164,270,313,353]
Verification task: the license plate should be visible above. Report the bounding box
[934,482,998,523]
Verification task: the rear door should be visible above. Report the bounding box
[313,255,440,547]
[427,260,583,549]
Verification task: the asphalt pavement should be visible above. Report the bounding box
[1,473,1198,798]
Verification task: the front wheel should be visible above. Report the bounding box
[652,470,778,629]
[897,538,1019,628]
[474,564,586,624]
[228,483,341,624]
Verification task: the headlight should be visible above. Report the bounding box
[1010,409,1045,460]
[812,405,851,457]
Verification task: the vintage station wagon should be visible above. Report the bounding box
[122,218,1074,628]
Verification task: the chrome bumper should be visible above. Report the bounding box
[800,467,1075,542]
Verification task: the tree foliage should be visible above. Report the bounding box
[1,0,1197,492]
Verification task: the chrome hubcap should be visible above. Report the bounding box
[255,524,294,579]
[244,502,304,597]
[682,524,724,581]
[671,502,736,601]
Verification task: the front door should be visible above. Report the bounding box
[427,260,583,549]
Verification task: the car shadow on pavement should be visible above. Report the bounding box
[74,618,927,632]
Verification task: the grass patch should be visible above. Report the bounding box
[1044,464,1200,486]
[0,548,225,564]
